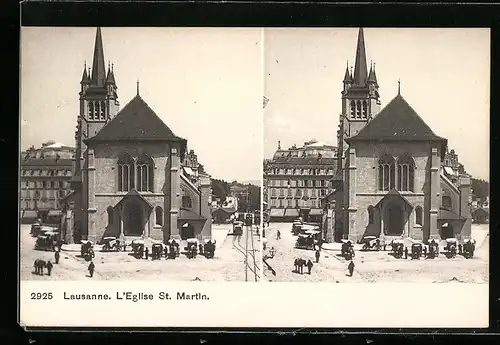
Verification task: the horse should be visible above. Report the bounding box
[34,259,47,275]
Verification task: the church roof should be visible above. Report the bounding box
[346,94,447,143]
[86,95,186,143]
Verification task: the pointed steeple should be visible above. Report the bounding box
[353,28,368,87]
[90,27,106,87]
[367,61,378,87]
[106,62,116,84]
[80,61,90,84]
[343,61,352,83]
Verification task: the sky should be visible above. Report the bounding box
[21,27,263,184]
[264,28,490,182]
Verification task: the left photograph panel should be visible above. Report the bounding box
[20,27,263,282]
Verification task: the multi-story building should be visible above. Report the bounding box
[323,28,471,244]
[264,139,336,223]
[20,141,75,223]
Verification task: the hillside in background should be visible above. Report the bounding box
[211,179,261,212]
[471,178,490,202]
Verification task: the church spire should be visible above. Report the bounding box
[343,61,352,83]
[90,27,106,87]
[80,61,89,84]
[353,27,368,87]
[367,61,378,87]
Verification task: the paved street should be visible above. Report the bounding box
[262,222,489,283]
[21,224,261,282]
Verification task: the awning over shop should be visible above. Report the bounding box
[310,209,323,216]
[48,210,62,217]
[284,208,299,217]
[269,208,285,217]
[23,210,38,219]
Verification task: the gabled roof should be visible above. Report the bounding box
[179,208,207,222]
[439,208,466,221]
[114,189,154,209]
[472,207,489,215]
[86,95,186,144]
[347,94,447,143]
[374,189,414,210]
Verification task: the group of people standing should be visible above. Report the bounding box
[33,248,60,276]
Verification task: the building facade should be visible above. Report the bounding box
[264,140,336,223]
[20,141,74,223]
[323,28,471,244]
[61,27,212,244]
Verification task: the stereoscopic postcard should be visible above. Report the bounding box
[19,27,489,329]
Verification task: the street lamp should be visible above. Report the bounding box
[269,246,276,259]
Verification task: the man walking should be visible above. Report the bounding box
[306,259,314,275]
[54,250,60,264]
[315,249,320,263]
[46,261,53,276]
[145,247,149,260]
[276,230,281,240]
[88,261,95,278]
[348,260,355,277]
[404,247,408,259]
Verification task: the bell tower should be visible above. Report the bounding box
[337,27,381,169]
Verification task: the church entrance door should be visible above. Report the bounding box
[385,203,404,236]
[440,224,454,239]
[181,223,195,240]
[123,201,144,236]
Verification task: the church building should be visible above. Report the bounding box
[61,28,212,244]
[323,28,471,244]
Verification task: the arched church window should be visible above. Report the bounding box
[356,100,362,118]
[362,101,368,118]
[117,152,135,192]
[350,101,355,118]
[155,206,163,226]
[136,154,154,192]
[397,154,415,192]
[378,154,395,191]
[88,102,94,120]
[107,206,113,226]
[368,205,374,224]
[415,206,423,226]
[100,101,106,119]
[182,195,193,209]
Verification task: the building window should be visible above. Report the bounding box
[136,154,154,192]
[368,205,374,224]
[356,100,362,118]
[279,199,284,208]
[320,189,326,197]
[100,101,106,119]
[107,206,113,226]
[362,101,368,118]
[89,101,94,119]
[397,154,415,192]
[279,189,284,196]
[311,200,317,208]
[350,100,355,118]
[311,189,316,197]
[294,199,299,208]
[287,199,292,207]
[34,191,40,198]
[182,195,193,209]
[378,154,395,191]
[296,189,301,197]
[442,196,452,210]
[155,206,163,226]
[117,153,134,192]
[271,188,276,196]
[287,188,292,196]
[415,206,423,226]
[58,190,65,198]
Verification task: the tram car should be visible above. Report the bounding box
[233,221,244,235]
[34,232,58,251]
[462,238,476,259]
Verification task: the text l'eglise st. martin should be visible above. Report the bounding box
[63,291,210,302]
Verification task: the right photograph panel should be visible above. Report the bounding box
[262,28,490,283]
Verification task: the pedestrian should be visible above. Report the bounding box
[293,258,299,273]
[299,259,304,274]
[46,261,53,276]
[348,260,355,277]
[34,259,39,275]
[88,261,95,278]
[276,230,281,240]
[458,243,463,255]
[39,260,46,275]
[164,246,168,259]
[306,259,313,275]
[404,247,408,259]
[423,246,427,258]
[145,247,149,260]
[315,249,320,263]
[54,250,60,264]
